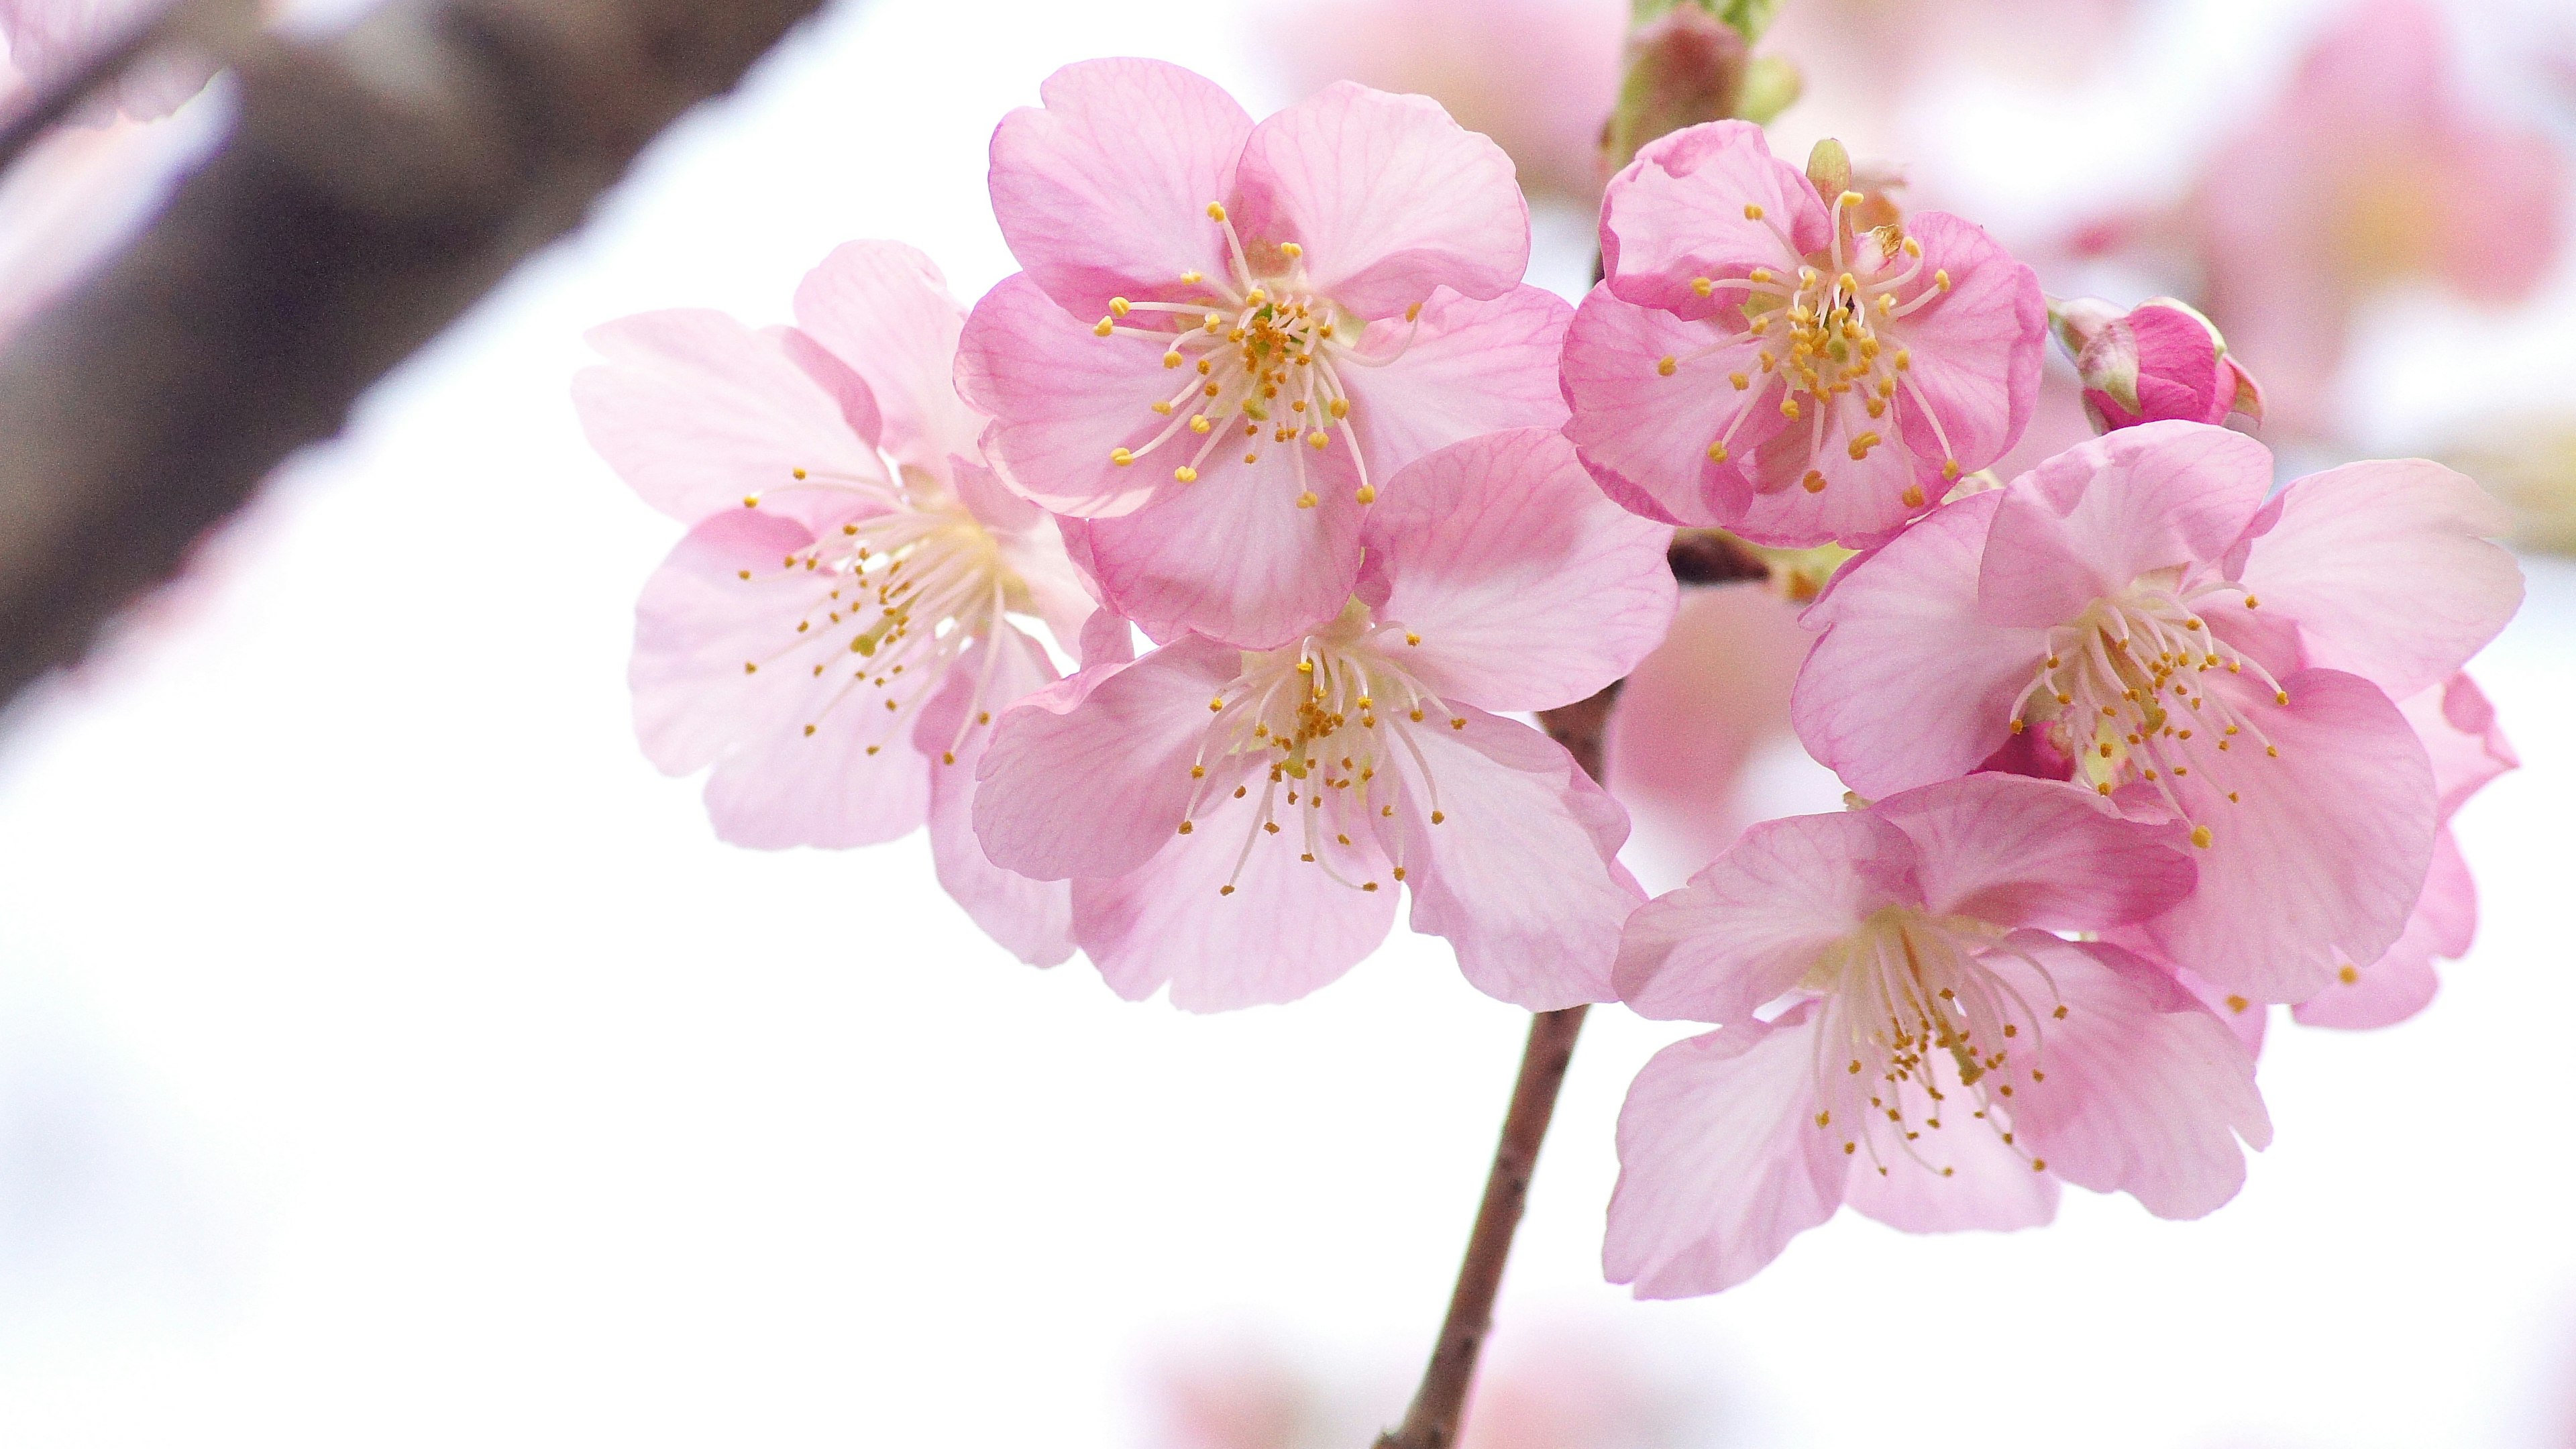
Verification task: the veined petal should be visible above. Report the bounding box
[1364,429,1675,714]
[2291,826,2472,1030]
[1876,211,2045,477]
[988,58,1254,320]
[1605,1010,1847,1299]
[792,240,983,478]
[918,628,1075,968]
[954,272,1183,519]
[1337,284,1572,478]
[2235,458,2522,701]
[1599,121,1827,319]
[1978,423,2275,628]
[1839,1045,2061,1234]
[1560,283,1776,527]
[1734,394,1943,549]
[1232,81,1529,317]
[1615,810,1917,1025]
[1871,775,2196,931]
[2404,672,2517,820]
[1079,447,1366,650]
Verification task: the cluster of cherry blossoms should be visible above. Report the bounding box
[576,58,2522,1297]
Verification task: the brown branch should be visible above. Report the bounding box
[1667,527,1770,586]
[0,0,839,716]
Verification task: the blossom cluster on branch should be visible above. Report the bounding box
[575,55,2523,1297]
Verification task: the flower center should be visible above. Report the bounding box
[1805,906,2065,1179]
[1656,191,1960,500]
[738,466,1016,763]
[2009,574,2289,846]
[1177,598,1459,896]
[1087,203,1421,509]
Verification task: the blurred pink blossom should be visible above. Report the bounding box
[1796,423,2520,1003]
[1609,773,2269,1297]
[1259,0,1623,203]
[1563,120,2044,547]
[574,241,1094,965]
[2049,294,2263,433]
[957,58,1570,649]
[973,429,1668,1012]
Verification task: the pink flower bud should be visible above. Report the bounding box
[2049,296,2264,433]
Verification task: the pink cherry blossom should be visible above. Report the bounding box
[972,429,1671,1011]
[956,58,1572,650]
[1606,773,2269,1298]
[1794,421,2522,1004]
[2049,295,2263,433]
[1,0,212,120]
[2182,0,2565,436]
[1561,120,2045,548]
[574,241,1094,965]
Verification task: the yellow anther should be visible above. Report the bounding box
[1743,203,1764,220]
[1749,267,1774,283]
[2191,824,2213,849]
[1404,632,1421,647]
[1109,297,1131,317]
[1802,470,1827,493]
[1692,276,1714,297]
[1244,288,1267,307]
[1280,241,1303,258]
[1151,400,1173,415]
[1941,459,1961,481]
[1295,490,1318,508]
[1202,314,1223,333]
[2243,594,2261,608]
[1707,442,1728,463]
[1175,466,1198,483]
[1110,447,1135,466]
[2275,689,2290,705]
[1209,696,1224,712]
[1838,190,1864,209]
[1838,272,1858,292]
[1163,350,1183,368]
[1657,356,1678,377]
[1729,372,1750,390]
[1901,483,1925,508]
[743,662,758,674]
[1177,821,1193,835]
[743,494,760,508]
[1092,317,1114,337]
[1934,268,1951,291]
[1188,414,1211,433]
[1328,398,1350,419]
[1205,202,1227,221]
[1781,397,1801,420]
[1355,484,1377,504]
[1894,349,1912,370]
[1180,269,1202,284]
[1405,302,1421,321]
[1847,431,1882,460]
[1900,236,1922,257]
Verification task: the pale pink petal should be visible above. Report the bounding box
[1079,445,1366,649]
[1559,284,1776,527]
[1877,211,2045,476]
[1792,492,2048,798]
[1993,938,2271,1220]
[953,272,1181,518]
[2169,965,2271,1058]
[791,239,982,476]
[918,629,1075,968]
[2292,827,2473,1030]
[1871,775,2196,930]
[1605,1010,1847,1299]
[2403,672,2517,820]
[1598,121,1827,319]
[1338,284,1572,480]
[1232,81,1528,317]
[971,639,1239,881]
[1363,429,1675,713]
[1615,810,1916,1025]
[2235,458,2522,700]
[1732,394,1947,548]
[1384,708,1640,1010]
[2137,668,2438,1003]
[1073,784,1399,1011]
[987,58,1254,319]
[575,310,887,523]
[1978,422,2275,628]
[1839,1049,2061,1234]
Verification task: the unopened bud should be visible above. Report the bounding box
[2048,295,2264,433]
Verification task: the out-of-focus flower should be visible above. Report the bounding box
[957,58,1570,650]
[1608,773,2269,1297]
[2447,413,2576,555]
[2181,0,2567,437]
[1562,120,2044,547]
[1,0,218,121]
[1794,422,2522,1002]
[974,429,1668,1012]
[1260,0,1625,203]
[2048,295,2262,433]
[574,241,1093,966]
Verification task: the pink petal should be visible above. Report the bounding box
[1615,810,1916,1025]
[1598,121,1827,320]
[1073,784,1399,1012]
[1877,211,2045,476]
[1994,938,2271,1220]
[2291,826,2472,1030]
[629,508,931,849]
[1232,81,1529,317]
[2404,672,2516,820]
[1793,491,2048,798]
[987,58,1254,320]
[791,239,983,479]
[1559,283,1774,527]
[1839,1050,2061,1235]
[1978,422,2275,628]
[1871,775,2196,931]
[2136,668,2438,1003]
[2169,966,2271,1059]
[1604,1011,1847,1299]
[1078,445,1366,649]
[1362,429,1674,713]
[971,639,1239,881]
[1338,284,1573,485]
[576,309,888,524]
[1385,708,1640,1010]
[1732,392,1948,549]
[2235,458,2522,701]
[953,272,1182,519]
[918,629,1076,968]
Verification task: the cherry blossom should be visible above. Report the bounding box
[1561,120,2044,547]
[2049,294,2263,433]
[1794,421,2522,1003]
[574,241,1093,965]
[971,429,1671,1010]
[956,58,1572,649]
[1607,774,2269,1297]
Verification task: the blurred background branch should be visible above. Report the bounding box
[0,0,836,716]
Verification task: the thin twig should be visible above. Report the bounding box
[0,0,839,718]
